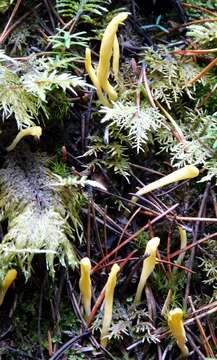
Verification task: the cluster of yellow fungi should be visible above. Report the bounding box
[85,12,129,107]
[79,233,189,356]
[79,257,120,348]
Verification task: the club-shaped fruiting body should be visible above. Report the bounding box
[85,12,128,106]
[176,226,187,267]
[79,257,92,317]
[101,263,120,347]
[6,126,42,151]
[131,165,199,203]
[134,237,160,304]
[0,269,17,306]
[168,308,189,357]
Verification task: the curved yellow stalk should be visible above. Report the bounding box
[101,263,120,347]
[96,12,128,101]
[85,48,111,107]
[134,237,160,304]
[0,269,17,306]
[103,80,118,102]
[131,165,199,203]
[176,226,187,266]
[112,35,120,80]
[79,257,92,317]
[168,308,189,357]
[6,126,42,152]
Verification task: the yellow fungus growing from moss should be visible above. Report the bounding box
[131,165,199,203]
[101,263,120,347]
[134,237,160,304]
[168,308,189,357]
[0,269,17,306]
[79,257,92,317]
[85,12,128,106]
[6,126,42,152]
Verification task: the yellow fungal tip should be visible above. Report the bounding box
[29,126,42,138]
[146,236,160,254]
[80,257,91,269]
[6,126,42,151]
[168,307,189,357]
[2,269,17,288]
[134,237,160,304]
[110,263,120,275]
[184,164,199,178]
[79,257,92,317]
[0,269,17,306]
[101,263,120,347]
[168,307,183,321]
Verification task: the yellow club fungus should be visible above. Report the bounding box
[168,308,189,357]
[131,165,199,203]
[85,12,128,106]
[101,263,120,347]
[176,226,187,267]
[6,126,42,152]
[79,257,92,317]
[0,269,17,306]
[85,48,110,107]
[134,237,160,304]
[112,35,120,80]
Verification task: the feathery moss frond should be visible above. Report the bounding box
[0,146,84,278]
[56,0,111,24]
[101,102,166,153]
[187,22,217,46]
[0,52,88,128]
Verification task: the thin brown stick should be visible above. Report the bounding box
[92,203,179,273]
[183,3,217,17]
[169,232,217,259]
[0,3,42,44]
[0,0,22,41]
[188,296,215,358]
[184,183,210,304]
[188,57,217,85]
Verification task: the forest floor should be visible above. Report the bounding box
[0,0,217,359]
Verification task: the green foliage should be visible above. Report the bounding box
[49,29,88,50]
[84,134,130,180]
[93,302,160,346]
[101,101,165,153]
[0,0,14,13]
[0,62,42,128]
[0,51,88,128]
[0,146,85,278]
[135,232,149,251]
[56,0,111,24]
[198,239,217,290]
[143,47,204,108]
[156,110,217,181]
[187,22,217,47]
[185,0,217,11]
